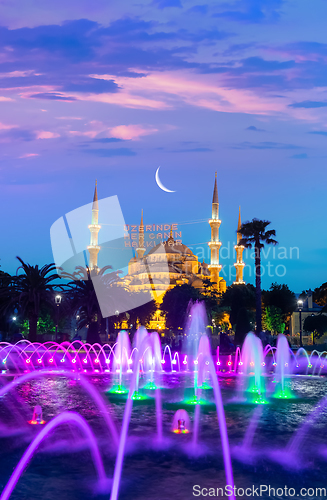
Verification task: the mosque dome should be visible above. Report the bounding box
[147,240,195,258]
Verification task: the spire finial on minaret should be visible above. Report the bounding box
[92,179,98,210]
[212,172,218,205]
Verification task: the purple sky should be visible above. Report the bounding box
[0,0,326,292]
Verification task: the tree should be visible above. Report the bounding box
[201,278,222,323]
[63,265,124,344]
[234,307,252,346]
[262,283,296,330]
[160,284,202,330]
[313,283,327,307]
[303,314,327,344]
[0,257,60,342]
[219,283,256,328]
[262,306,285,334]
[238,219,278,335]
[126,291,157,328]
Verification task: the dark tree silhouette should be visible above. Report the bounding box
[303,315,327,344]
[219,283,256,327]
[262,283,296,330]
[160,284,202,330]
[0,257,60,342]
[238,219,278,335]
[234,307,252,346]
[62,265,125,344]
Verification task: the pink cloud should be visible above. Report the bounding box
[109,124,158,140]
[88,71,286,116]
[19,153,39,158]
[55,116,83,120]
[36,131,60,139]
[0,122,16,130]
[0,96,13,101]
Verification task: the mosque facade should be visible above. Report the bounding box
[87,173,245,330]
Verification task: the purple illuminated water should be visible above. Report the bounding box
[1,309,327,499]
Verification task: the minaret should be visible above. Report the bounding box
[208,172,222,288]
[167,224,175,246]
[87,180,101,270]
[136,209,146,259]
[234,206,245,284]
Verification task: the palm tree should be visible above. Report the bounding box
[62,266,126,343]
[238,219,278,335]
[0,257,60,342]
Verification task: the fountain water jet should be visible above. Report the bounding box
[0,411,107,500]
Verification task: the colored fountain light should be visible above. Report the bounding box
[172,410,190,434]
[173,419,189,434]
[253,395,269,405]
[49,358,53,363]
[28,405,46,425]
[143,381,157,390]
[131,391,148,401]
[37,359,42,364]
[110,385,129,395]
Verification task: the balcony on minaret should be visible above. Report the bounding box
[208,263,222,270]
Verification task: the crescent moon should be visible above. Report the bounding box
[155,166,175,193]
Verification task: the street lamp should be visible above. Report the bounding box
[55,294,62,342]
[297,299,303,347]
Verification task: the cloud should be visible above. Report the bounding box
[152,0,182,8]
[0,122,16,130]
[290,153,308,159]
[36,131,60,139]
[213,0,285,24]
[246,125,266,131]
[55,116,83,120]
[109,124,158,140]
[289,100,327,108]
[187,5,209,15]
[0,96,13,101]
[172,147,213,152]
[308,130,327,136]
[19,153,39,158]
[63,77,119,94]
[0,127,36,142]
[85,148,136,157]
[91,137,125,143]
[28,92,77,101]
[232,141,301,150]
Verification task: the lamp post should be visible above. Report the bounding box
[55,294,62,342]
[297,299,303,347]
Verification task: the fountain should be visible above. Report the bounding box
[1,311,327,500]
[172,409,190,434]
